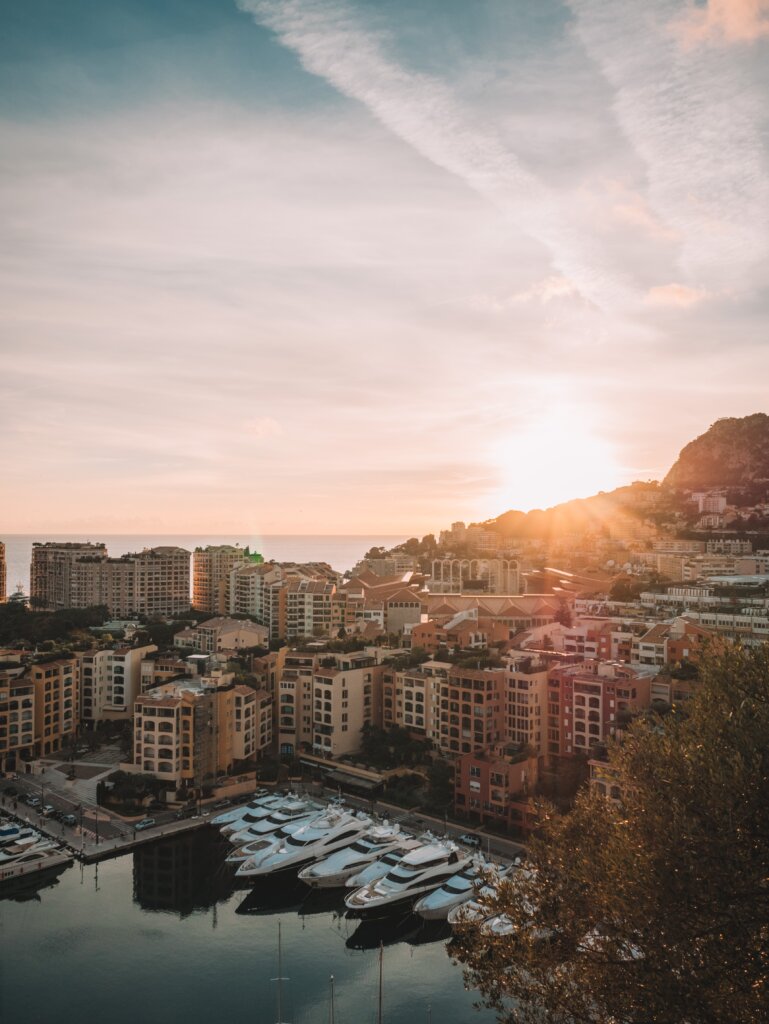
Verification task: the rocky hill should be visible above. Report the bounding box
[663,414,769,491]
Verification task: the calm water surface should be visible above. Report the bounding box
[0,830,496,1024]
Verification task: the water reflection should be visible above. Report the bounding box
[132,829,234,916]
[345,913,451,951]
[0,861,71,903]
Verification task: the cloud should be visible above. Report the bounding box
[645,282,710,307]
[568,0,769,292]
[673,0,769,47]
[237,0,638,310]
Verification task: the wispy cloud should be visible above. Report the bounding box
[238,0,638,310]
[673,0,769,47]
[568,0,769,292]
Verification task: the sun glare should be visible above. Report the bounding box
[489,413,622,513]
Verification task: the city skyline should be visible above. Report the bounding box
[2,0,768,533]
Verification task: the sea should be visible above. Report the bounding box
[0,829,497,1024]
[1,535,409,600]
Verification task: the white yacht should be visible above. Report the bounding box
[0,836,57,865]
[225,819,308,865]
[0,823,40,848]
[236,807,373,879]
[298,822,405,888]
[0,845,73,886]
[345,840,472,917]
[447,866,533,930]
[210,788,273,827]
[414,858,509,921]
[0,828,44,858]
[344,835,432,889]
[219,793,301,837]
[227,799,321,846]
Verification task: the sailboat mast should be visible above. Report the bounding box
[277,922,283,1024]
[329,974,335,1024]
[377,941,383,1024]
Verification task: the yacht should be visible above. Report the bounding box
[0,823,40,848]
[0,845,73,886]
[227,799,321,846]
[414,858,509,921]
[447,866,533,930]
[344,835,431,889]
[298,822,405,888]
[210,788,273,827]
[236,807,373,879]
[225,819,308,865]
[0,836,57,865]
[345,840,472,917]
[219,793,300,836]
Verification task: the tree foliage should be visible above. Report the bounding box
[451,644,769,1024]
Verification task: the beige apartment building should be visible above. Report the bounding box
[29,542,191,617]
[173,617,268,654]
[504,653,550,756]
[193,545,254,614]
[276,651,316,756]
[382,659,451,744]
[311,652,382,759]
[0,670,35,771]
[29,656,79,757]
[131,673,272,787]
[79,643,158,724]
[30,541,108,610]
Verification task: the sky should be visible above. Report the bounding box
[1,0,768,534]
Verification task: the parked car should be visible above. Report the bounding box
[25,795,41,808]
[61,813,77,826]
[458,833,481,848]
[135,818,155,831]
[42,804,56,816]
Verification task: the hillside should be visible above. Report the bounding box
[663,414,769,491]
[481,414,769,539]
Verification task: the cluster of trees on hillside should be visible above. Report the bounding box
[451,644,769,1024]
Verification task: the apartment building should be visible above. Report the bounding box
[504,654,550,756]
[276,651,316,756]
[30,541,108,610]
[131,673,272,787]
[193,545,256,614]
[79,643,157,723]
[630,616,714,668]
[381,660,450,743]
[173,616,268,654]
[285,578,335,639]
[436,666,506,757]
[454,743,539,835]
[29,656,79,757]
[311,652,382,759]
[0,670,35,771]
[546,660,653,758]
[30,542,191,617]
[106,546,191,618]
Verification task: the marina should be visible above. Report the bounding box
[1,825,499,1024]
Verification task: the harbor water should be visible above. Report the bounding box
[0,828,497,1024]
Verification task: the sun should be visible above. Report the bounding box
[489,412,622,513]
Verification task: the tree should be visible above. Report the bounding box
[450,644,769,1024]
